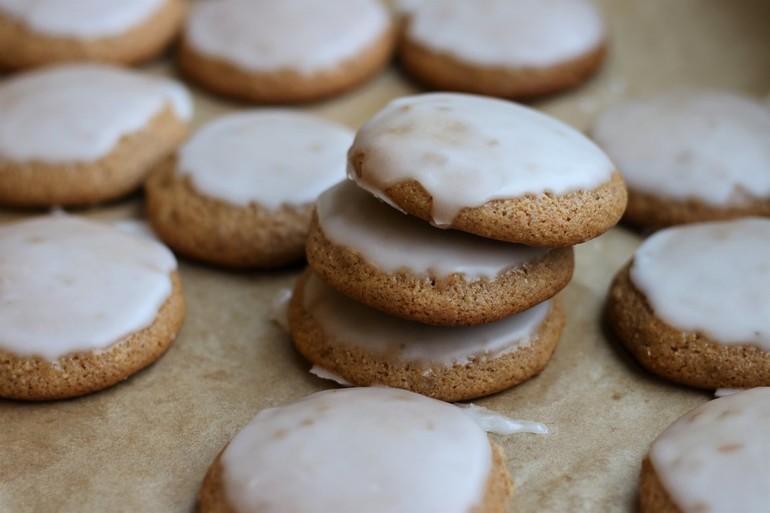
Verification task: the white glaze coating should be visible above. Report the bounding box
[650,387,770,513]
[0,0,165,38]
[318,180,550,278]
[0,216,177,361]
[221,387,493,513]
[348,93,615,226]
[629,218,770,349]
[592,91,770,205]
[0,64,192,163]
[302,273,550,366]
[405,0,605,67]
[456,404,549,435]
[185,0,390,75]
[177,111,353,208]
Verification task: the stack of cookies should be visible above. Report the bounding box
[288,92,627,402]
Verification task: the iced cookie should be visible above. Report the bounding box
[145,110,353,268]
[199,387,512,513]
[397,0,607,99]
[591,90,770,229]
[0,216,185,401]
[288,269,565,401]
[0,64,192,208]
[307,180,574,325]
[0,0,183,70]
[179,0,395,104]
[640,387,770,513]
[606,218,770,389]
[348,92,626,247]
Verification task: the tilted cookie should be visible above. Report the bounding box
[307,180,573,325]
[0,216,185,400]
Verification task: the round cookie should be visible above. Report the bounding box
[178,0,395,104]
[348,92,627,247]
[397,0,607,99]
[0,63,192,208]
[199,387,513,513]
[288,269,565,402]
[0,215,185,401]
[307,180,574,325]
[591,90,770,230]
[640,387,770,513]
[606,218,770,389]
[0,0,183,70]
[145,110,353,268]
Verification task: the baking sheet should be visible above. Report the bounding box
[2,1,770,511]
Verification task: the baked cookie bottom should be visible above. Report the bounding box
[639,456,682,513]
[306,212,574,326]
[0,271,185,401]
[0,106,187,208]
[0,0,183,70]
[606,265,770,389]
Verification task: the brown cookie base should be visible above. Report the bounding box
[177,24,396,104]
[0,0,183,70]
[145,158,313,269]
[606,264,770,389]
[639,456,682,513]
[0,271,185,401]
[199,440,512,513]
[0,106,187,208]
[289,269,566,402]
[306,211,574,325]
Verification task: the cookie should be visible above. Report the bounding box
[199,387,512,513]
[397,0,607,99]
[0,215,185,401]
[307,180,574,325]
[0,63,192,208]
[640,387,770,513]
[591,90,770,230]
[0,0,183,70]
[606,218,770,389]
[179,0,395,104]
[348,92,627,247]
[287,269,565,402]
[145,110,353,268]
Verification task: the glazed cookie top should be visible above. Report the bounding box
[0,64,192,163]
[591,91,770,205]
[349,92,616,226]
[301,273,551,366]
[178,110,353,209]
[317,180,550,279]
[0,216,177,361]
[220,387,493,513]
[185,0,391,75]
[650,387,770,513]
[401,0,605,67]
[629,218,770,349]
[0,0,166,38]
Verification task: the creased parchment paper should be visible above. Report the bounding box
[2,1,769,511]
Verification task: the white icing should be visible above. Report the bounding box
[714,389,743,398]
[177,111,352,209]
[405,0,605,67]
[269,287,292,332]
[222,387,493,513]
[650,387,770,513]
[113,219,160,241]
[318,180,550,279]
[592,90,770,205]
[0,64,192,163]
[0,216,177,361]
[348,93,615,226]
[0,0,165,38]
[629,218,770,349]
[456,403,549,435]
[302,273,550,366]
[309,365,353,386]
[185,0,390,75]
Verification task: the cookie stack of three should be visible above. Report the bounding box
[287,92,627,402]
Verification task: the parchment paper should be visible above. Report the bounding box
[2,1,770,511]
